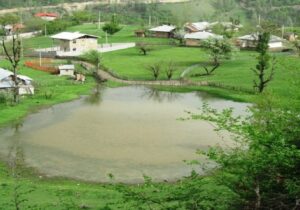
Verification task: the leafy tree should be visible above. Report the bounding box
[102,14,122,35]
[201,38,233,75]
[252,32,276,93]
[81,50,101,73]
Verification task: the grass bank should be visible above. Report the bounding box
[0,60,96,127]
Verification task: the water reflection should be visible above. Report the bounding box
[0,86,249,183]
[141,87,182,103]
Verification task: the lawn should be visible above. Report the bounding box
[0,60,96,127]
[102,46,208,80]
[102,47,300,109]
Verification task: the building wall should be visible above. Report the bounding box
[185,39,201,46]
[154,32,171,38]
[41,16,57,21]
[69,38,98,52]
[269,42,283,49]
[59,69,74,76]
[59,40,71,52]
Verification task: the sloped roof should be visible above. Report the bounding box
[0,68,33,88]
[0,68,13,81]
[191,22,210,31]
[184,31,223,40]
[238,34,283,43]
[149,25,176,33]
[58,65,75,70]
[51,32,98,41]
[35,13,58,18]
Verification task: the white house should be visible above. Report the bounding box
[35,13,59,21]
[51,32,99,54]
[149,25,176,38]
[237,34,284,50]
[184,31,223,46]
[0,68,34,95]
[58,65,75,77]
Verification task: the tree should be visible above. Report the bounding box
[146,63,161,80]
[252,32,276,93]
[1,31,21,103]
[136,42,152,55]
[81,50,101,73]
[201,38,233,75]
[102,14,122,35]
[165,61,177,80]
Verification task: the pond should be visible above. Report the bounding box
[0,86,249,183]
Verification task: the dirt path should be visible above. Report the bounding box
[78,61,208,87]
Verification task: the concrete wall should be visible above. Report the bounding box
[70,38,98,52]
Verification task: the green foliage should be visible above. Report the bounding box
[102,14,122,36]
[44,19,76,35]
[253,32,275,93]
[190,99,300,209]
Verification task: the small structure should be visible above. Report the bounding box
[35,12,59,21]
[3,23,25,35]
[134,30,146,37]
[284,32,298,42]
[58,65,75,76]
[51,32,98,53]
[149,25,176,38]
[184,22,210,33]
[0,68,34,95]
[184,31,223,46]
[237,34,284,50]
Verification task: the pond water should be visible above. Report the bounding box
[0,86,249,183]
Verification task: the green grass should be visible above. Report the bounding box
[102,46,208,80]
[0,60,96,127]
[102,47,300,109]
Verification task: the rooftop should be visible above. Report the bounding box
[51,32,98,41]
[149,25,176,33]
[184,31,223,40]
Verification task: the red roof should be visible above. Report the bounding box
[35,13,58,18]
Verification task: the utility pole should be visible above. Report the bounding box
[44,24,47,37]
[281,25,285,39]
[19,10,24,58]
[105,32,108,44]
[149,15,152,27]
[98,11,101,30]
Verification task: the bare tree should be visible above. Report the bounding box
[1,32,21,103]
[165,61,177,80]
[146,63,161,80]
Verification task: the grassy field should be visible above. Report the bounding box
[0,60,96,127]
[102,46,299,108]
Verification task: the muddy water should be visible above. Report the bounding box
[0,86,249,183]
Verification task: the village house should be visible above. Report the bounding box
[58,65,75,77]
[35,12,59,21]
[51,32,98,53]
[184,22,210,33]
[149,25,176,38]
[237,34,284,50]
[134,30,146,38]
[184,31,223,46]
[0,68,34,95]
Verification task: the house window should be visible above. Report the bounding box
[73,48,76,51]
[73,40,77,44]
